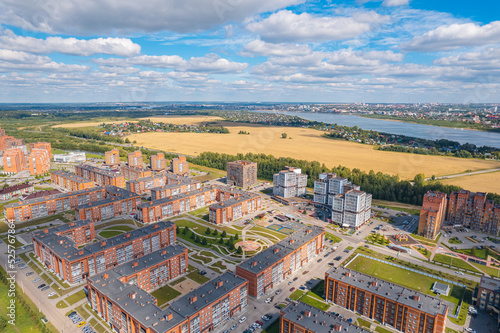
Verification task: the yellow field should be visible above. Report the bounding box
[126,121,500,181]
[52,115,222,128]
[440,171,500,194]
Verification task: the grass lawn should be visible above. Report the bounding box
[151,285,182,306]
[411,233,439,246]
[356,318,371,329]
[192,254,212,264]
[99,230,124,238]
[262,318,279,333]
[300,295,330,311]
[106,225,135,232]
[375,326,393,333]
[325,232,342,243]
[0,235,24,248]
[432,254,480,273]
[94,219,138,230]
[289,290,305,301]
[170,277,187,286]
[64,290,86,306]
[454,247,500,261]
[210,261,227,271]
[415,247,431,259]
[199,251,219,259]
[469,262,500,277]
[347,255,464,309]
[448,237,462,244]
[187,270,210,284]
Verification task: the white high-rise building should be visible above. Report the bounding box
[273,167,308,198]
[331,189,372,229]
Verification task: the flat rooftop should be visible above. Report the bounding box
[326,266,450,317]
[77,164,123,177]
[479,276,500,292]
[6,186,104,208]
[281,302,369,333]
[138,186,217,208]
[51,170,93,184]
[126,174,165,184]
[0,182,33,195]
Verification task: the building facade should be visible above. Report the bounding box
[126,174,166,195]
[273,167,308,198]
[170,155,189,175]
[105,149,121,166]
[32,220,176,284]
[418,191,448,239]
[75,187,140,222]
[209,188,261,224]
[226,160,257,188]
[53,152,86,163]
[473,276,500,325]
[236,225,325,298]
[313,173,360,206]
[28,148,50,175]
[150,178,201,200]
[0,183,34,200]
[150,153,167,171]
[127,150,143,167]
[29,142,52,158]
[2,148,26,174]
[51,170,95,191]
[121,165,152,180]
[325,267,448,333]
[75,164,125,187]
[331,190,372,229]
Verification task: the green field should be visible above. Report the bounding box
[325,232,342,243]
[151,285,181,307]
[432,254,480,273]
[99,230,124,238]
[187,270,210,284]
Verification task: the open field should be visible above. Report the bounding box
[439,171,500,194]
[126,121,500,180]
[52,115,222,128]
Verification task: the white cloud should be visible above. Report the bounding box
[382,0,409,7]
[405,21,500,51]
[185,54,248,73]
[0,49,88,72]
[434,48,500,70]
[0,0,304,34]
[246,10,388,43]
[241,40,312,57]
[0,29,140,56]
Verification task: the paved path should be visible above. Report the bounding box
[425,167,500,181]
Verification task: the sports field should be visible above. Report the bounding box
[126,118,500,181]
[439,171,500,194]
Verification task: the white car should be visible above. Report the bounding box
[239,316,246,323]
[47,292,56,297]
[265,298,271,303]
[230,324,238,331]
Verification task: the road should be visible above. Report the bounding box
[425,167,500,181]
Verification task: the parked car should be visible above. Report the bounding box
[37,283,46,289]
[26,272,34,276]
[77,321,86,328]
[265,298,271,303]
[33,278,41,283]
[238,316,247,323]
[299,286,306,290]
[289,287,295,292]
[48,292,56,297]
[41,286,50,291]
[275,289,282,295]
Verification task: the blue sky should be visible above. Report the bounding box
[0,0,499,103]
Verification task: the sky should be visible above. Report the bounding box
[0,0,500,103]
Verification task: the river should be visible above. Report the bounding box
[253,111,500,149]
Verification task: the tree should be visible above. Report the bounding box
[281,133,287,139]
[205,227,211,235]
[471,246,477,257]
[176,225,180,234]
[228,242,235,251]
[221,230,227,238]
[201,237,208,246]
[302,210,307,215]
[212,229,218,236]
[190,231,196,240]
[125,138,131,143]
[195,235,201,243]
[234,233,239,240]
[219,237,224,244]
[183,226,190,235]
[236,246,243,255]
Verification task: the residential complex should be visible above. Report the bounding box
[150,178,201,200]
[127,150,143,167]
[0,136,25,152]
[32,220,176,284]
[2,148,26,174]
[236,225,325,298]
[209,187,262,224]
[121,164,152,180]
[51,170,95,191]
[226,160,257,188]
[126,174,166,195]
[418,189,500,238]
[75,164,125,187]
[0,183,34,200]
[105,149,120,166]
[331,190,372,229]
[28,148,51,175]
[170,155,189,175]
[272,166,308,198]
[29,141,52,158]
[418,191,448,239]
[313,173,359,206]
[473,276,500,326]
[280,302,369,333]
[150,152,167,171]
[75,187,140,222]
[53,152,86,163]
[325,266,448,333]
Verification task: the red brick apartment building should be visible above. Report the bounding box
[236,225,325,298]
[325,267,449,333]
[473,276,500,328]
[128,150,143,167]
[32,220,176,284]
[447,189,500,235]
[121,164,152,180]
[4,186,121,223]
[105,149,121,166]
[126,174,166,195]
[418,191,447,239]
[75,164,125,187]
[226,160,257,188]
[150,178,201,200]
[51,170,95,191]
[28,148,50,175]
[150,153,167,171]
[75,187,140,222]
[0,183,34,200]
[2,148,26,174]
[88,270,247,333]
[209,187,261,224]
[280,302,370,333]
[29,141,52,158]
[0,136,25,151]
[170,155,189,175]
